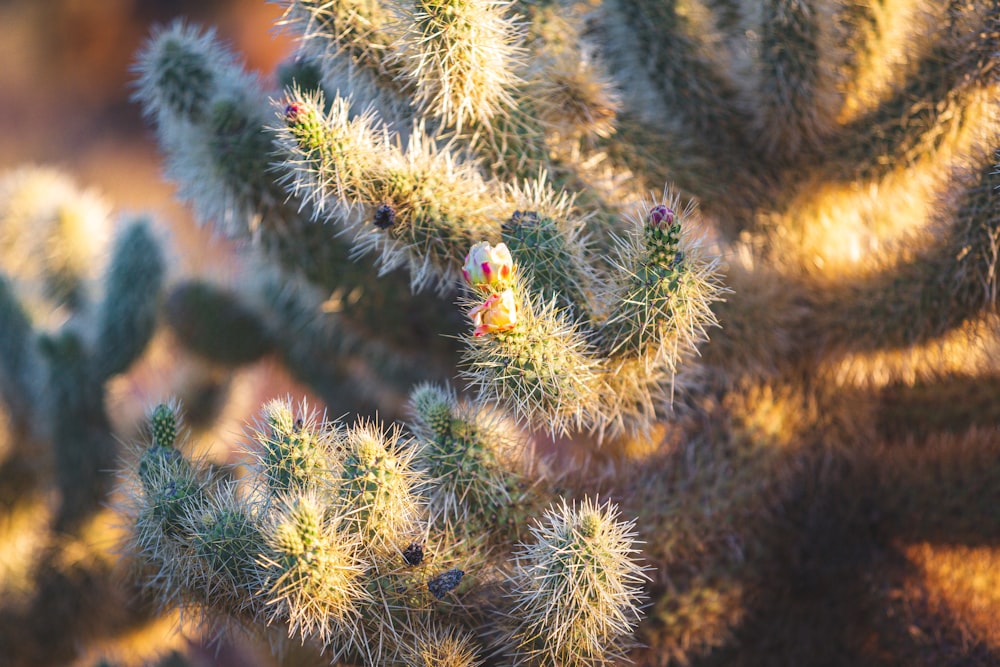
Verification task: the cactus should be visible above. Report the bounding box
[119,0,1000,663]
[1,0,998,664]
[0,168,177,666]
[502,497,649,666]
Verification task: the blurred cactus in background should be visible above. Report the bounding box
[0,167,178,665]
[2,0,999,664]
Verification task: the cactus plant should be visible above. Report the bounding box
[1,0,998,664]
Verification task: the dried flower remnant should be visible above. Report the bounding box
[428,568,465,599]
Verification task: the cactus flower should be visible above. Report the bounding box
[469,289,518,336]
[462,241,514,287]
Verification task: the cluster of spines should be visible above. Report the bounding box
[503,497,649,666]
[124,395,653,666]
[460,191,724,438]
[390,0,522,133]
[128,398,446,663]
[407,383,526,533]
[275,88,500,292]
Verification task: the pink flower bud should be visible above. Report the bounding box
[284,101,303,123]
[469,289,518,336]
[648,204,675,229]
[462,241,515,287]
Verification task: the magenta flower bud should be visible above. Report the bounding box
[648,204,675,229]
[284,101,303,123]
[462,241,515,287]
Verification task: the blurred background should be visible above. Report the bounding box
[0,0,307,435]
[0,6,305,663]
[0,0,291,210]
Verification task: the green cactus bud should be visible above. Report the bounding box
[409,383,456,438]
[260,491,367,653]
[338,421,423,557]
[149,402,179,448]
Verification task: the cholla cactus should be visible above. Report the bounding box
[503,497,648,666]
[134,5,727,438]
[0,168,174,665]
[94,0,1000,664]
[122,397,647,665]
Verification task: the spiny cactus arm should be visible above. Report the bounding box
[585,193,726,436]
[92,219,165,381]
[521,4,621,146]
[276,0,397,74]
[594,193,724,359]
[459,275,602,436]
[736,0,843,163]
[387,0,522,134]
[245,397,342,495]
[408,383,529,534]
[258,490,370,657]
[134,21,307,237]
[0,166,115,323]
[801,153,1000,361]
[337,420,425,559]
[163,280,274,367]
[128,400,426,663]
[401,619,485,667]
[602,0,745,150]
[37,328,118,532]
[0,276,38,418]
[501,497,649,667]
[596,0,766,236]
[500,181,603,319]
[274,89,502,292]
[827,1,1000,184]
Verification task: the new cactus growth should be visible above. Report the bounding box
[503,498,649,666]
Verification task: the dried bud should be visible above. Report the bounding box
[373,203,397,230]
[469,289,518,337]
[428,568,464,599]
[402,541,425,566]
[462,241,514,288]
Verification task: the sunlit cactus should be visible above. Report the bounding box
[503,497,649,666]
[258,491,368,652]
[3,0,997,664]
